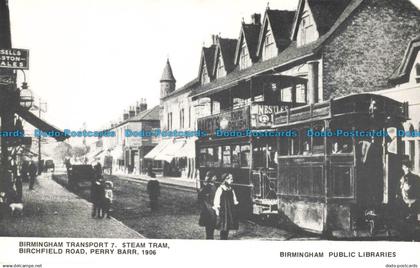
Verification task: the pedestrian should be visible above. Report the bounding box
[20,160,29,183]
[28,159,38,190]
[399,159,420,222]
[94,162,102,180]
[90,177,105,218]
[198,171,218,239]
[147,179,160,211]
[102,181,113,219]
[213,173,239,240]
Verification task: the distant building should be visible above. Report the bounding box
[144,59,200,179]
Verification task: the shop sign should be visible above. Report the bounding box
[0,48,29,70]
[198,106,249,134]
[250,104,286,128]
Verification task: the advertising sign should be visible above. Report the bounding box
[0,48,29,70]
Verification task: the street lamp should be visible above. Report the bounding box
[18,82,33,109]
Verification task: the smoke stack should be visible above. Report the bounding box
[251,13,261,25]
[140,98,147,112]
[123,110,129,120]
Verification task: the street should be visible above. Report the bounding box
[53,171,317,240]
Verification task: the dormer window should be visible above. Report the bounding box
[201,62,209,85]
[239,41,251,70]
[297,9,318,47]
[262,28,276,60]
[216,53,226,78]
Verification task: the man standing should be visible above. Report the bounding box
[147,179,160,211]
[28,159,38,190]
[400,159,420,222]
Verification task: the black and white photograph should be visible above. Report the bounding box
[0,0,420,267]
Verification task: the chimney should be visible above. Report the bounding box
[123,110,129,120]
[211,34,219,45]
[251,13,261,25]
[140,98,147,112]
[129,106,136,118]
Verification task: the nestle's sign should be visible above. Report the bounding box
[0,48,29,70]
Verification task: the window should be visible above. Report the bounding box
[295,84,307,103]
[262,28,276,60]
[239,41,251,70]
[416,64,420,84]
[222,146,231,167]
[232,145,241,167]
[280,87,292,102]
[167,112,172,130]
[180,108,184,129]
[298,11,318,47]
[201,63,209,85]
[330,166,352,197]
[188,107,191,128]
[216,53,226,78]
[312,126,325,154]
[240,145,251,167]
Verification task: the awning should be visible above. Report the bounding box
[16,106,68,142]
[174,137,197,159]
[154,139,187,162]
[144,139,172,160]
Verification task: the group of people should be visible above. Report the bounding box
[90,163,113,219]
[198,171,239,240]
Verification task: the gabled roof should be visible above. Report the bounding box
[291,0,351,40]
[213,38,238,75]
[160,59,176,82]
[389,35,420,85]
[191,0,366,99]
[234,23,261,64]
[256,9,296,56]
[198,45,216,80]
[161,78,199,101]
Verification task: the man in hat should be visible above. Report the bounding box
[400,159,420,222]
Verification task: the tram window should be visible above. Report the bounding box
[312,126,325,154]
[313,167,323,196]
[222,146,231,167]
[279,137,288,156]
[290,130,300,155]
[232,145,241,167]
[267,144,277,168]
[207,148,214,167]
[199,148,207,167]
[253,146,266,168]
[252,173,261,197]
[331,166,352,197]
[302,129,311,156]
[330,137,353,154]
[240,145,251,167]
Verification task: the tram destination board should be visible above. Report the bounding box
[0,48,29,70]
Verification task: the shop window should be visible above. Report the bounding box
[222,146,231,167]
[232,145,241,167]
[240,145,251,168]
[331,166,352,197]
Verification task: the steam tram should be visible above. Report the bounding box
[196,93,410,236]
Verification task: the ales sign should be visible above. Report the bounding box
[0,48,29,70]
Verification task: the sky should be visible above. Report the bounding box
[7,0,420,131]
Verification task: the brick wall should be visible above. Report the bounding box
[322,0,420,100]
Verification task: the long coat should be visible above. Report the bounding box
[214,185,239,231]
[198,183,217,227]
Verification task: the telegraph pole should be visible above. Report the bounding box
[37,98,47,174]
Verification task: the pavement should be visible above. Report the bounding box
[0,173,144,238]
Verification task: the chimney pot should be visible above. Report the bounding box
[251,13,261,25]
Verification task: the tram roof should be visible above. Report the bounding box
[272,93,408,128]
